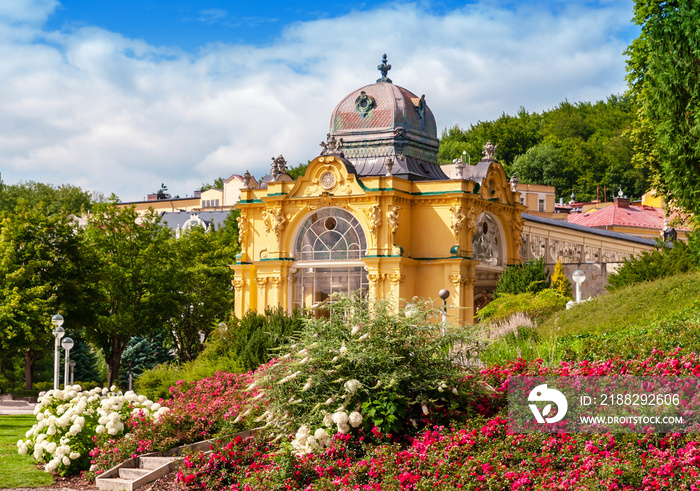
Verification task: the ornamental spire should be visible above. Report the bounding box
[377,54,392,83]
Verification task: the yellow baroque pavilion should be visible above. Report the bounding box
[232,57,525,325]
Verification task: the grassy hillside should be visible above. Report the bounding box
[480,270,700,365]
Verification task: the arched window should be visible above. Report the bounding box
[472,212,501,266]
[295,208,366,261]
[292,208,368,311]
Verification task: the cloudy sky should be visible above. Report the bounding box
[1,0,638,202]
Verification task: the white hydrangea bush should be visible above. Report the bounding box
[16,384,169,476]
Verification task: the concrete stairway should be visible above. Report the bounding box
[95,455,178,491]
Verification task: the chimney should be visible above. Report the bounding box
[614,196,630,208]
[614,187,629,208]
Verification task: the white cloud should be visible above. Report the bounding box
[0,1,635,201]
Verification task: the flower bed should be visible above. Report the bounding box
[171,349,700,490]
[86,370,267,476]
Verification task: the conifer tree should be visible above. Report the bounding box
[551,259,573,299]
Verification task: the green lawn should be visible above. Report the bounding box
[539,270,700,339]
[479,270,700,365]
[0,414,54,489]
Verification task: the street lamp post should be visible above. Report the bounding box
[438,289,450,334]
[62,337,74,389]
[51,314,65,391]
[572,270,587,304]
[69,361,76,385]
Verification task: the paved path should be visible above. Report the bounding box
[0,401,36,415]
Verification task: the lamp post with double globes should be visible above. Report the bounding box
[62,337,74,388]
[51,314,65,391]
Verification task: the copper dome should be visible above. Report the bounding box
[326,55,446,181]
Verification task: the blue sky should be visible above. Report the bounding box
[45,1,495,51]
[0,0,639,201]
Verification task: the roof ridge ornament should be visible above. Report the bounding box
[377,54,392,83]
[320,134,344,157]
[482,140,497,160]
[270,155,287,180]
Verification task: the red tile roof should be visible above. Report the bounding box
[567,203,666,229]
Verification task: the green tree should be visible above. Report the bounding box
[63,330,101,384]
[286,162,309,180]
[161,225,236,363]
[155,183,171,200]
[626,0,700,219]
[494,257,550,297]
[0,182,92,216]
[511,142,571,196]
[84,200,172,386]
[119,333,173,388]
[0,201,94,389]
[440,96,643,201]
[550,259,573,299]
[439,108,541,171]
[200,177,225,191]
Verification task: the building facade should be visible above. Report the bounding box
[232,58,526,325]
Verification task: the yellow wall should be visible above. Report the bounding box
[232,156,525,325]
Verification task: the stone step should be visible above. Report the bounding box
[139,456,176,470]
[95,433,255,491]
[0,400,32,407]
[95,477,136,491]
[118,468,152,480]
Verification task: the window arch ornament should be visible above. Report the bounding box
[294,208,367,261]
[472,212,501,266]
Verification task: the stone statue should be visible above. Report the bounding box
[449,204,466,238]
[482,140,497,160]
[387,205,402,235]
[364,205,381,239]
[272,155,288,174]
[320,134,344,156]
[236,214,249,244]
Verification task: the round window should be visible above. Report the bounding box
[324,217,337,231]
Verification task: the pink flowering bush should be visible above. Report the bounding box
[87,369,267,477]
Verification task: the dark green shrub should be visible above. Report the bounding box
[119,333,174,388]
[477,289,568,324]
[607,238,699,290]
[494,257,550,296]
[219,307,306,372]
[136,308,304,400]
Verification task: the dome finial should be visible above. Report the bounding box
[377,54,392,83]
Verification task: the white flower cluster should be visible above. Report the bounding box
[290,425,331,456]
[291,410,363,456]
[343,379,362,395]
[323,410,363,435]
[17,385,168,475]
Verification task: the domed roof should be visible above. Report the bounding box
[327,55,446,181]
